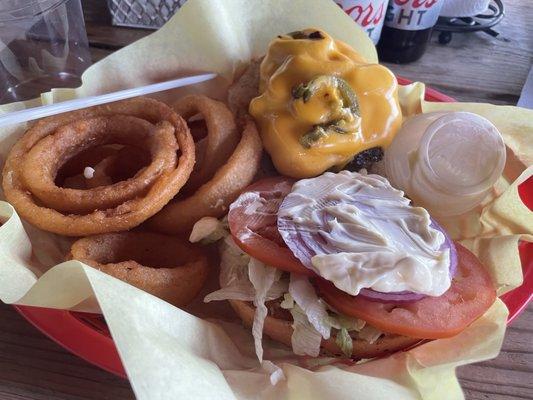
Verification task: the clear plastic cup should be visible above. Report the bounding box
[0,0,91,104]
[384,111,506,217]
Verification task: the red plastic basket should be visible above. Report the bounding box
[13,80,533,379]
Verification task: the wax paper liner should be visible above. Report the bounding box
[0,1,532,399]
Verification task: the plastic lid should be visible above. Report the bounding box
[418,112,506,196]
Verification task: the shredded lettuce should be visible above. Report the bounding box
[204,236,288,303]
[203,238,288,361]
[203,282,257,303]
[281,275,377,357]
[261,360,285,385]
[219,236,250,286]
[285,275,386,357]
[289,274,331,340]
[280,293,294,309]
[289,305,323,357]
[189,216,228,244]
[248,258,279,362]
[335,328,353,357]
[358,325,383,344]
[327,313,366,332]
[204,236,252,303]
[203,235,383,360]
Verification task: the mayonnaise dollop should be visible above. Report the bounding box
[277,171,451,296]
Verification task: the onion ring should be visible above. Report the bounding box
[148,116,263,234]
[173,95,239,194]
[68,232,208,307]
[2,97,195,236]
[187,119,208,141]
[62,174,89,190]
[21,115,177,213]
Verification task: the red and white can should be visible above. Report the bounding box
[336,0,388,44]
[384,0,445,30]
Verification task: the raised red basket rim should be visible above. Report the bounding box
[12,79,533,380]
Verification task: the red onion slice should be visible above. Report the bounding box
[357,288,426,302]
[278,179,457,303]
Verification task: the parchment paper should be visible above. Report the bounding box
[0,1,531,399]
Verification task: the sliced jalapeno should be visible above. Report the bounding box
[293,75,361,148]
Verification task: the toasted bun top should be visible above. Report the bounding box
[227,59,261,118]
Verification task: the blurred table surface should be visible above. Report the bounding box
[1,1,532,399]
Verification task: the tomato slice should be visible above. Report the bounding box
[316,243,496,339]
[228,176,314,276]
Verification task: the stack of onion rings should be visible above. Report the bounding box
[22,115,177,213]
[2,94,264,307]
[68,232,209,307]
[148,95,263,234]
[2,97,195,236]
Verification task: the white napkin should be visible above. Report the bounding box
[440,0,490,17]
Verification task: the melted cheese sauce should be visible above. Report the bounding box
[278,171,451,296]
[250,29,402,178]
